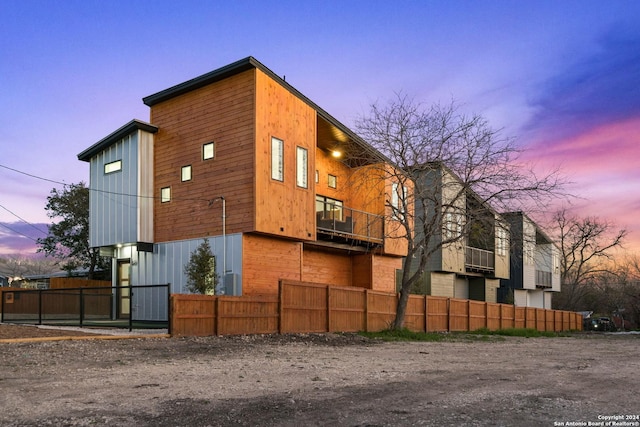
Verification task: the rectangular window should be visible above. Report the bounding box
[161,187,171,203]
[203,142,215,160]
[315,170,319,184]
[496,226,509,257]
[181,165,192,182]
[271,137,284,181]
[316,195,343,221]
[328,174,337,189]
[444,211,462,240]
[296,146,308,188]
[391,182,408,220]
[104,160,122,174]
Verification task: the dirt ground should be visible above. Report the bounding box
[1,324,639,427]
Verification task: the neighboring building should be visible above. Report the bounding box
[77,57,407,319]
[411,163,510,303]
[0,273,10,287]
[499,212,561,308]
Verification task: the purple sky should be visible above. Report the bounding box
[1,1,639,256]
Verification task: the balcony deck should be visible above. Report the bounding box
[316,205,383,248]
[465,246,495,273]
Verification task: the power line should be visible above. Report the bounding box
[0,222,39,243]
[0,163,212,204]
[0,163,67,186]
[0,203,49,235]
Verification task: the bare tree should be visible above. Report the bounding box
[552,208,627,311]
[355,94,565,329]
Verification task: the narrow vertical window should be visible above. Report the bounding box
[391,183,399,214]
[296,146,308,188]
[181,165,192,182]
[496,226,508,257]
[328,174,337,189]
[203,142,215,160]
[161,187,171,203]
[391,182,408,220]
[315,170,319,183]
[271,137,284,181]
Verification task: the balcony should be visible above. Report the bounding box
[536,270,552,288]
[316,202,383,247]
[465,246,495,273]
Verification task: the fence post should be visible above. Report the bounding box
[214,297,220,336]
[38,290,42,325]
[129,286,133,332]
[167,283,172,335]
[484,302,488,330]
[447,298,451,332]
[278,280,284,334]
[424,295,428,333]
[326,286,331,333]
[364,289,369,332]
[79,288,84,328]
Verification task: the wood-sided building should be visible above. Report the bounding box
[412,163,510,303]
[78,57,407,318]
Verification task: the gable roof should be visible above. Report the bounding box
[78,119,158,162]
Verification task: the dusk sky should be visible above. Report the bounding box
[1,1,639,256]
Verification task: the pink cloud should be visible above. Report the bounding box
[523,117,640,254]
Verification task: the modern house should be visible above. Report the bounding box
[498,212,561,308]
[77,57,408,319]
[411,163,510,303]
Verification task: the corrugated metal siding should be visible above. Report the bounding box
[89,133,139,247]
[131,233,242,294]
[115,234,242,321]
[137,130,154,242]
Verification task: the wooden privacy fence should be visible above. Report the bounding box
[171,280,583,336]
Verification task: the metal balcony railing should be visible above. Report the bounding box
[316,203,384,245]
[536,270,553,288]
[465,246,495,272]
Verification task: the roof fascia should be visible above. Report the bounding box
[78,119,158,162]
[142,56,390,165]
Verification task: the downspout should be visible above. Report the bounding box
[210,196,226,293]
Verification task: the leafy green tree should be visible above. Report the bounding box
[184,239,219,294]
[37,182,110,279]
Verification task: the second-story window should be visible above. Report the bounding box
[316,195,343,221]
[203,142,215,160]
[328,174,337,189]
[296,146,308,188]
[496,226,508,256]
[181,165,192,182]
[444,211,463,240]
[161,187,171,203]
[271,137,284,181]
[391,182,408,220]
[104,160,122,174]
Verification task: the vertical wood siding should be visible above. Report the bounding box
[151,70,256,242]
[242,233,302,294]
[302,248,352,287]
[254,69,316,240]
